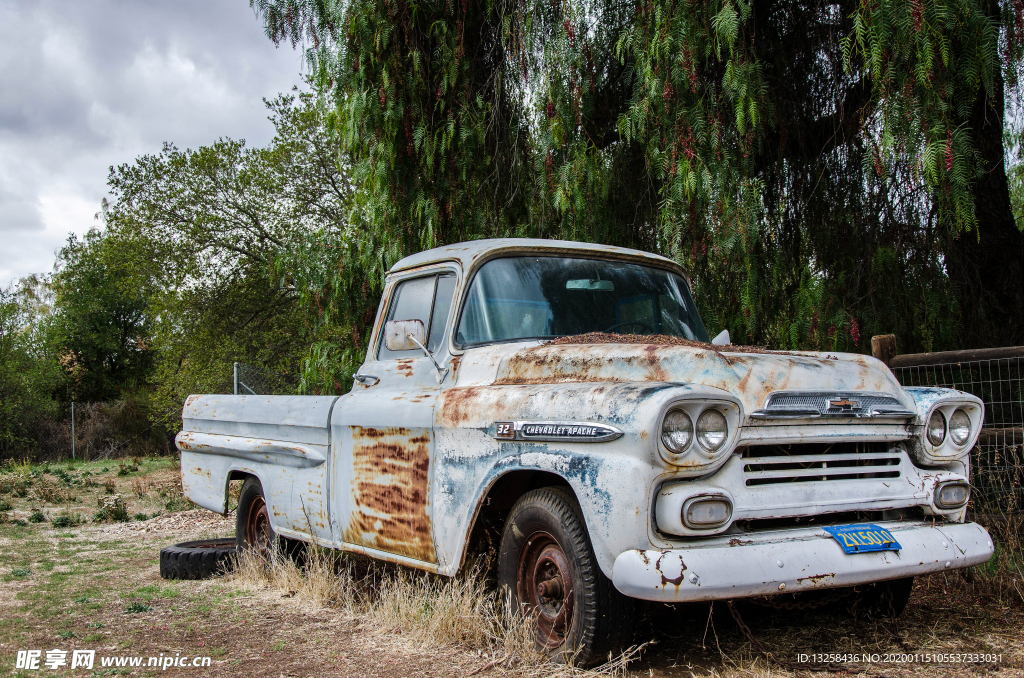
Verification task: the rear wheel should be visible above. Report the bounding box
[236,477,276,556]
[498,487,635,666]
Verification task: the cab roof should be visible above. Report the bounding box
[388,238,685,276]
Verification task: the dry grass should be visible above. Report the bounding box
[129,476,147,498]
[229,545,644,677]
[32,475,74,504]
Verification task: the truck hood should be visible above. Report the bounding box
[489,343,909,417]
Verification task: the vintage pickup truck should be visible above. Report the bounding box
[178,238,993,663]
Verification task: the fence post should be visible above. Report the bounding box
[234,362,239,395]
[871,334,897,366]
[71,401,75,460]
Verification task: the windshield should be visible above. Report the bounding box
[455,256,709,346]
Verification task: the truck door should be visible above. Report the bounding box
[330,269,458,566]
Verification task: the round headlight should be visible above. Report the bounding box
[949,409,971,446]
[696,409,728,452]
[661,408,693,454]
[927,410,946,446]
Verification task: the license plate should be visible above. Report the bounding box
[823,524,902,554]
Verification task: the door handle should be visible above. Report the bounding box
[354,373,379,386]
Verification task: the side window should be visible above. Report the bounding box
[428,275,457,352]
[377,273,457,360]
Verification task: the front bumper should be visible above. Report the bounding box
[612,521,993,602]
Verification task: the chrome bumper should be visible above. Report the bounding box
[612,521,994,602]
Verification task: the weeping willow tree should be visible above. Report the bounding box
[250,0,1024,392]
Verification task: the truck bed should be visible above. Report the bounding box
[177,394,339,544]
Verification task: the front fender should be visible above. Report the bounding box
[432,381,740,577]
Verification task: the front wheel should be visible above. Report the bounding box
[236,477,277,556]
[498,487,635,666]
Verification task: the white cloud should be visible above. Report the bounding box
[0,0,304,286]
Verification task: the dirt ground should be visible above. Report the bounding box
[2,458,1023,677]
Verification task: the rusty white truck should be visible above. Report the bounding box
[177,238,993,664]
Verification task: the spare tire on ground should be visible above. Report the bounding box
[160,538,237,580]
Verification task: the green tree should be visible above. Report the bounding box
[49,229,154,402]
[103,91,354,421]
[0,283,60,456]
[250,0,1024,366]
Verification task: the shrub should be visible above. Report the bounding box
[34,476,74,504]
[130,477,147,498]
[93,496,129,523]
[117,462,139,477]
[132,512,148,521]
[164,495,195,513]
[51,513,84,528]
[0,473,30,497]
[28,509,45,523]
[0,498,12,511]
[103,479,115,494]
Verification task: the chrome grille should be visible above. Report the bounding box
[751,391,913,419]
[741,442,901,486]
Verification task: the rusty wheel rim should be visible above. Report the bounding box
[518,532,574,649]
[245,495,272,556]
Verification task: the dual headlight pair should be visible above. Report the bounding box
[661,408,729,455]
[926,408,972,447]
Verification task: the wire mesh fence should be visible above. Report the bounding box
[232,362,298,396]
[0,401,174,463]
[891,355,1024,514]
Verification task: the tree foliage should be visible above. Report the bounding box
[251,0,1024,381]
[102,91,353,420]
[0,284,60,455]
[49,230,154,403]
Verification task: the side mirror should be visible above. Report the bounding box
[711,329,731,346]
[384,319,426,351]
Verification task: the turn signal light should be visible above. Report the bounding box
[935,481,970,509]
[683,496,732,529]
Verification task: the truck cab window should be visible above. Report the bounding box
[428,274,456,352]
[377,273,456,360]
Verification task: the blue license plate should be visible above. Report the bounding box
[823,524,902,554]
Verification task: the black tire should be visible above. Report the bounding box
[236,477,277,555]
[851,576,914,620]
[498,487,636,667]
[159,538,236,580]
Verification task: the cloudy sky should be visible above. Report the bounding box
[0,0,305,286]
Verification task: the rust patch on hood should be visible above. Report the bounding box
[487,340,900,412]
[345,426,436,563]
[549,332,781,354]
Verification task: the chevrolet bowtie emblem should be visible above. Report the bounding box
[829,398,859,410]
